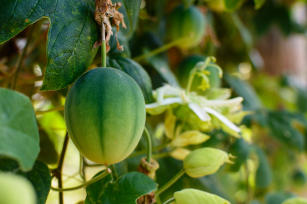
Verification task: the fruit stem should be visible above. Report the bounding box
[144,126,152,163]
[133,38,188,62]
[155,169,185,196]
[101,23,107,67]
[51,168,111,192]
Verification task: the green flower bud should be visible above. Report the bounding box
[183,147,230,178]
[174,188,230,204]
[0,172,36,204]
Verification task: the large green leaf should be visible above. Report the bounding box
[86,172,157,204]
[0,159,51,204]
[0,88,39,171]
[114,0,142,38]
[0,0,98,90]
[266,111,306,151]
[147,56,179,87]
[224,74,262,110]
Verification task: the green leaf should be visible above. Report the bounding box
[265,192,295,204]
[266,111,305,151]
[254,0,266,9]
[0,159,51,204]
[228,138,251,172]
[114,0,142,38]
[224,74,262,110]
[86,172,157,204]
[0,88,39,171]
[0,0,98,90]
[223,0,245,11]
[37,130,58,165]
[0,1,55,43]
[147,56,179,87]
[254,146,272,189]
[21,161,51,204]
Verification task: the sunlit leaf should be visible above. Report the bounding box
[86,172,157,204]
[0,0,98,90]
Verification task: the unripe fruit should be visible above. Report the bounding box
[65,68,146,165]
[0,172,36,204]
[167,5,206,49]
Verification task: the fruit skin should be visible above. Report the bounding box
[168,5,206,49]
[108,56,153,103]
[0,172,36,204]
[65,68,146,165]
[177,55,221,89]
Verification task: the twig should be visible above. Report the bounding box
[52,133,69,204]
[10,37,31,89]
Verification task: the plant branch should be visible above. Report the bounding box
[155,169,185,196]
[133,38,188,62]
[35,106,65,115]
[52,132,69,204]
[51,168,111,192]
[163,197,175,204]
[10,37,31,90]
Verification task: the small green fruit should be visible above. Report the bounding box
[183,147,229,178]
[0,172,36,204]
[65,68,146,165]
[174,188,230,204]
[167,5,206,49]
[108,56,153,103]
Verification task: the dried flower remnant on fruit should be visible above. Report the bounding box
[95,0,126,51]
[138,157,160,179]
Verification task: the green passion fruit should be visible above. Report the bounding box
[167,5,206,49]
[65,68,146,165]
[108,56,153,103]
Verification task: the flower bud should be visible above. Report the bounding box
[183,147,230,178]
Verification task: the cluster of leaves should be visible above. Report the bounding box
[0,0,307,204]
